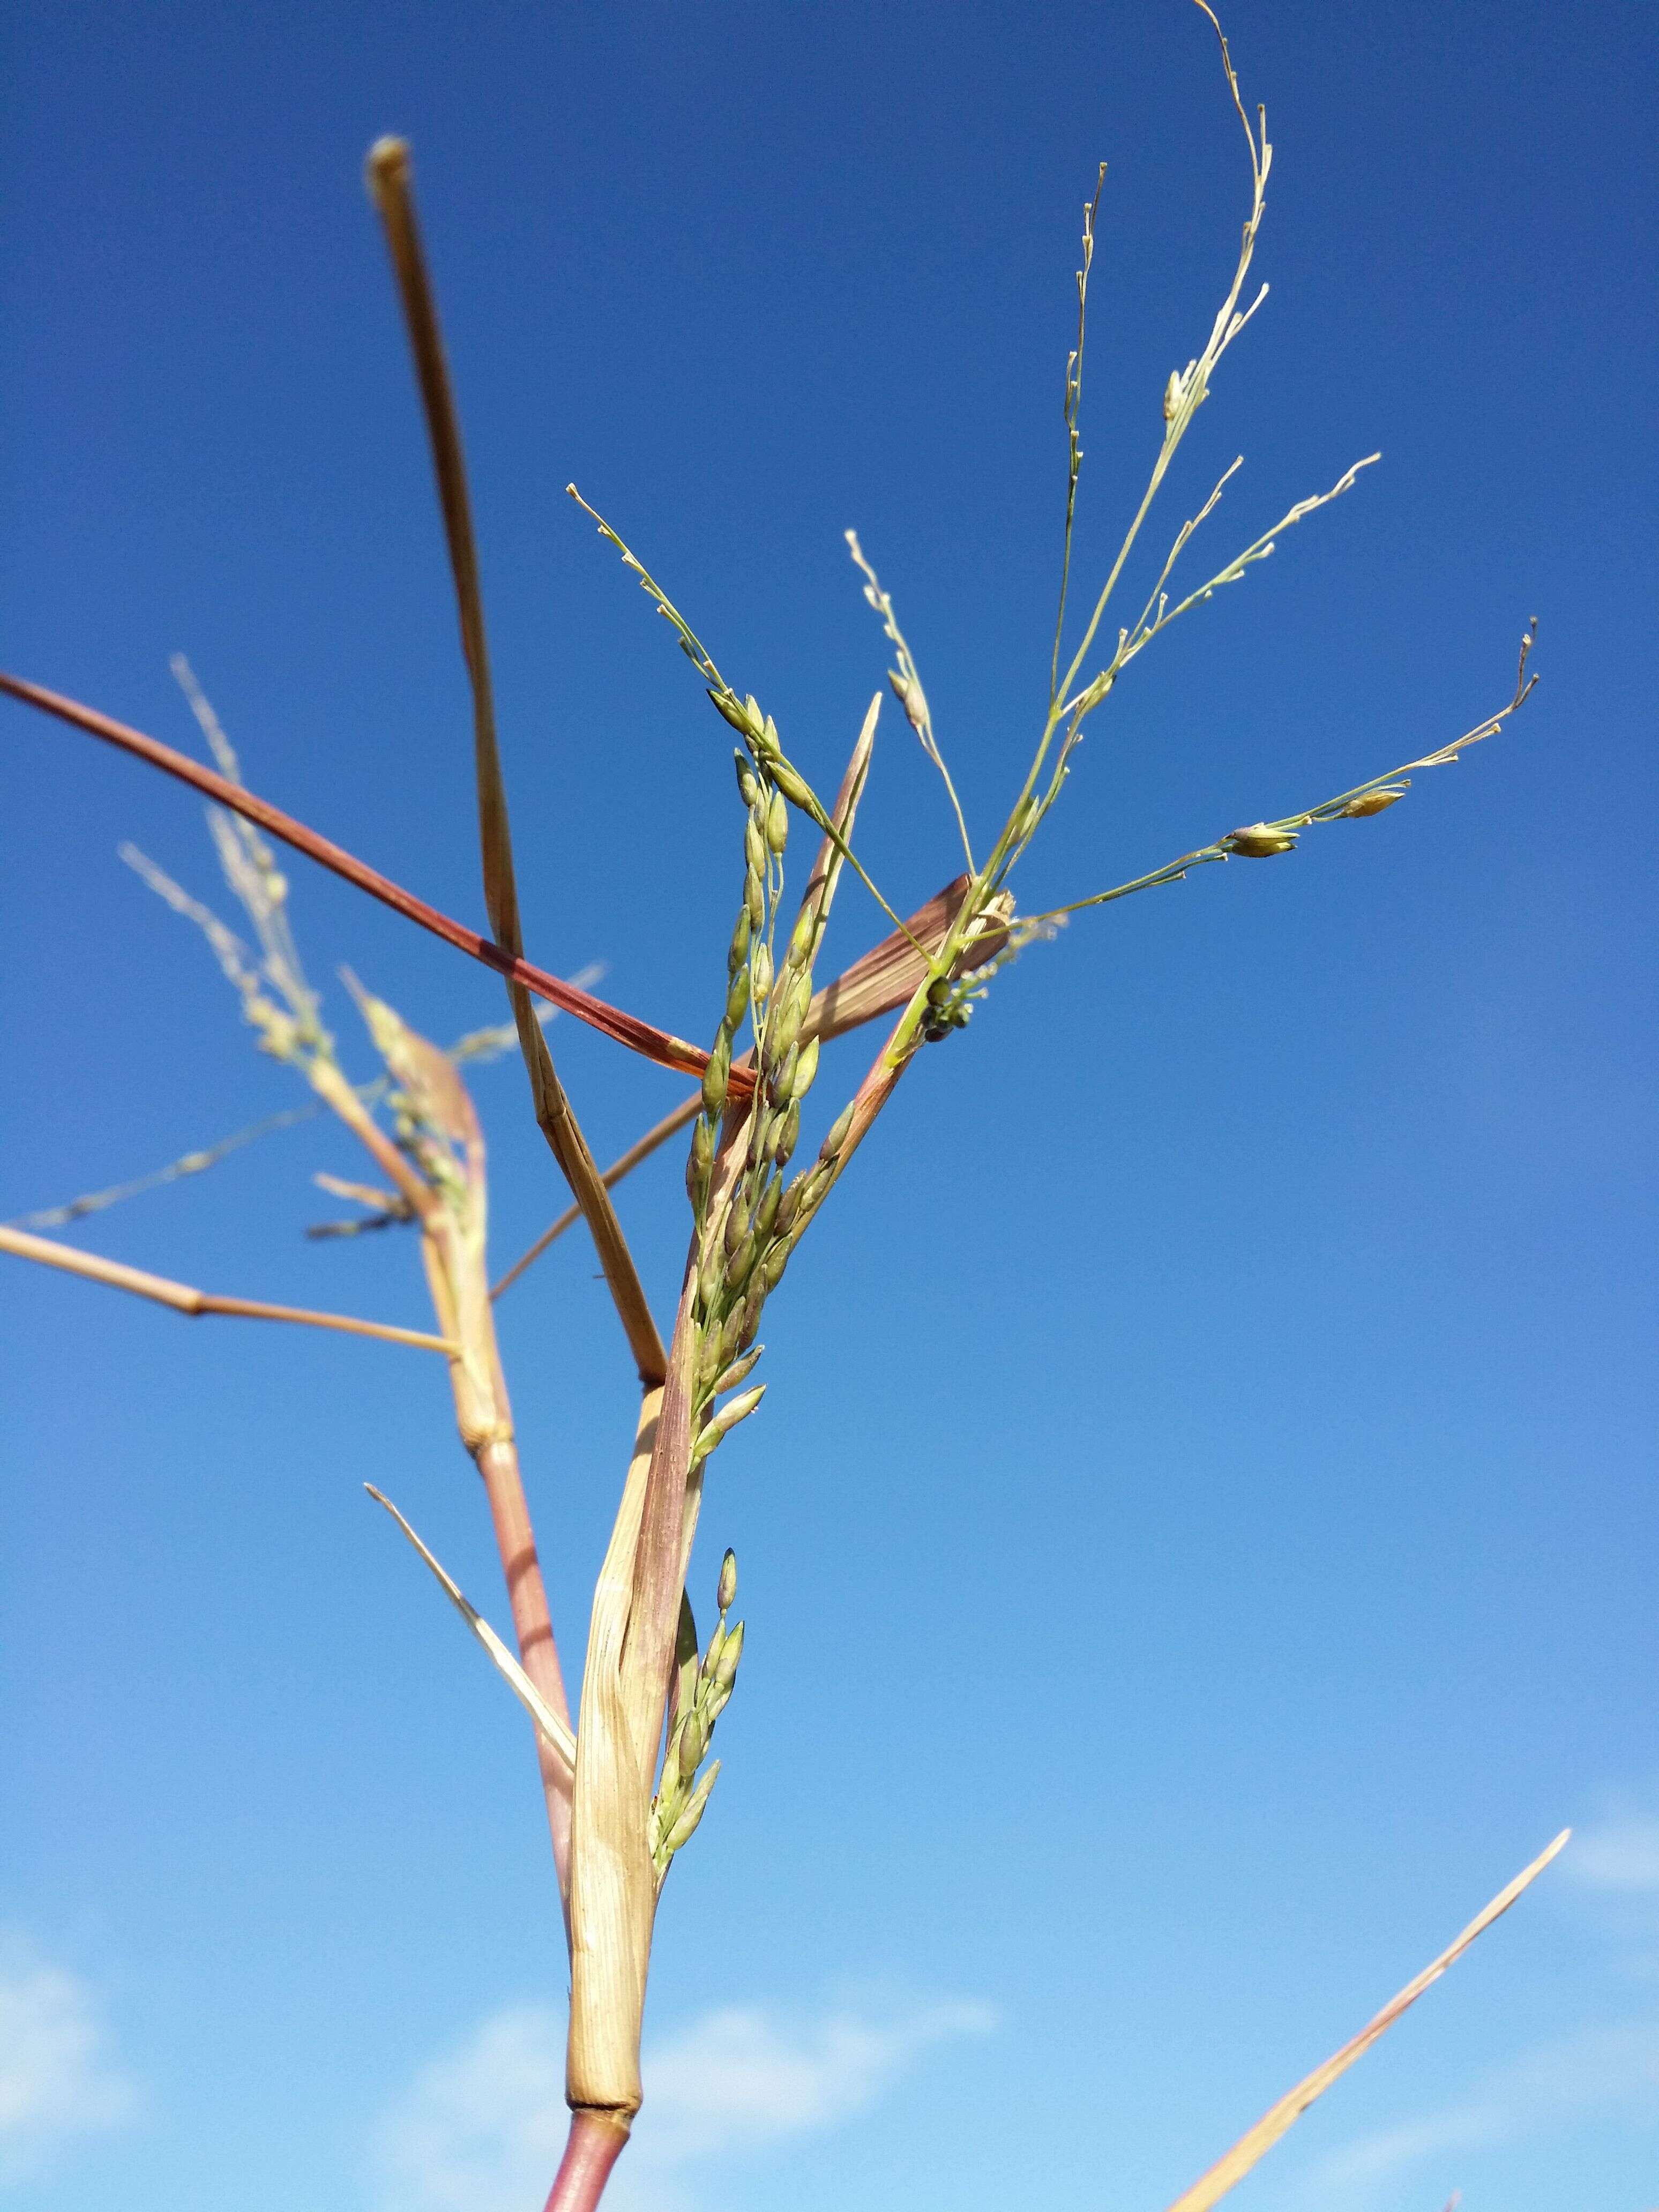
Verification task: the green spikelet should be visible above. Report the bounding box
[711,1346,763,1398]
[662,1760,720,1856]
[728,907,751,975]
[820,1101,855,1159]
[753,1174,782,1240]
[790,1035,820,1102]
[701,1032,731,1118]
[787,906,816,967]
[712,1617,744,1690]
[768,1044,798,1109]
[775,1176,805,1238]
[770,758,813,810]
[723,1234,756,1294]
[775,1098,801,1167]
[768,988,805,1064]
[722,1193,752,1257]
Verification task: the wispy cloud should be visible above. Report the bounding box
[375,1993,995,2212]
[0,1939,139,2184]
[1309,2017,1659,2204]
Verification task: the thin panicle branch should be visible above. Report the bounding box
[366,137,667,1388]
[1051,0,1271,717]
[845,531,975,872]
[1052,163,1108,706]
[0,669,720,1085]
[1063,453,1379,720]
[1030,624,1540,926]
[1162,1830,1570,2212]
[0,1224,457,1353]
[565,485,925,957]
[9,1107,316,1230]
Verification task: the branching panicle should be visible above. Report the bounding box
[3,17,1556,2212]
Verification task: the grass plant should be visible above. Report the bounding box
[3,8,1557,2208]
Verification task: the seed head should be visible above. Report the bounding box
[770,758,814,811]
[768,992,805,1063]
[787,907,816,967]
[685,1141,710,1211]
[790,1035,820,1102]
[1228,822,1300,858]
[712,1618,744,1689]
[716,1548,738,1612]
[661,1760,720,1856]
[731,748,760,805]
[753,1175,782,1240]
[1340,786,1407,819]
[820,1102,855,1160]
[751,941,774,1007]
[769,1048,799,1113]
[728,907,751,975]
[696,1382,765,1461]
[774,1177,805,1238]
[775,1099,801,1167]
[702,1033,732,1117]
[712,1346,763,1399]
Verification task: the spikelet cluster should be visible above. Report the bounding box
[681,744,861,1468]
[649,1549,744,1875]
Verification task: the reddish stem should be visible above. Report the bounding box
[542,2111,630,2212]
[475,1434,574,1898]
[0,669,734,1089]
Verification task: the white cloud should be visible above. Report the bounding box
[0,1940,139,2184]
[1568,1818,1659,1894]
[375,1993,995,2212]
[1309,2017,1659,2204]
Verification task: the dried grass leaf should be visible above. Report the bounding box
[364,1484,577,1772]
[1163,1830,1570,2212]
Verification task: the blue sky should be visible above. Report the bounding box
[2,2,1655,2208]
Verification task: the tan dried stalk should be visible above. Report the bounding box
[0,1223,455,1354]
[364,138,666,1392]
[1163,1830,1570,2211]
